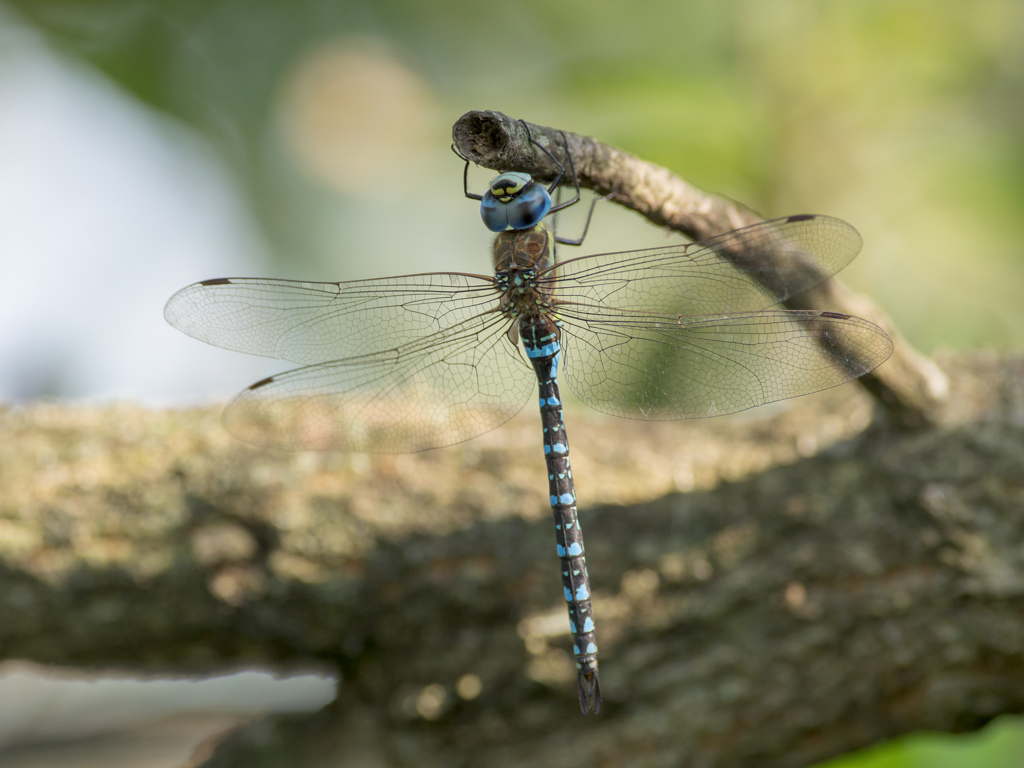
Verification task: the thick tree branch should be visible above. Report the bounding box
[2,352,1022,767]
[452,110,948,430]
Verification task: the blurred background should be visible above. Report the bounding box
[0,0,1022,765]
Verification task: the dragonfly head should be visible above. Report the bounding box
[481,172,552,233]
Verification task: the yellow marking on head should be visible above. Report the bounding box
[490,173,528,200]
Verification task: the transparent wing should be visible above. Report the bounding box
[222,311,535,452]
[164,273,498,365]
[549,215,862,316]
[558,305,893,419]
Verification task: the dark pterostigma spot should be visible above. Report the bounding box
[249,376,276,390]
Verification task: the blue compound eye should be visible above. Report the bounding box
[479,173,551,232]
[480,191,508,232]
[506,182,552,229]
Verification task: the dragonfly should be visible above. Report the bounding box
[164,127,893,714]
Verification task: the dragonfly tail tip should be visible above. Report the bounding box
[578,671,602,714]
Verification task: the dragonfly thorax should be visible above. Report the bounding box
[493,226,554,272]
[493,226,556,320]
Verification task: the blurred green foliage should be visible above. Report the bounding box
[7,0,1024,353]
[819,716,1024,768]
[2,2,1022,761]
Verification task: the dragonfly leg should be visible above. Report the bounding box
[452,142,484,202]
[518,121,600,247]
[553,191,611,247]
[519,121,582,216]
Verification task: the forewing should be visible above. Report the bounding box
[164,273,497,365]
[222,312,535,452]
[558,305,893,419]
[550,215,862,316]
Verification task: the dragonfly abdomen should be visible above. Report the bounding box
[520,315,601,714]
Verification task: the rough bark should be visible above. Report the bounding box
[1,351,1022,768]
